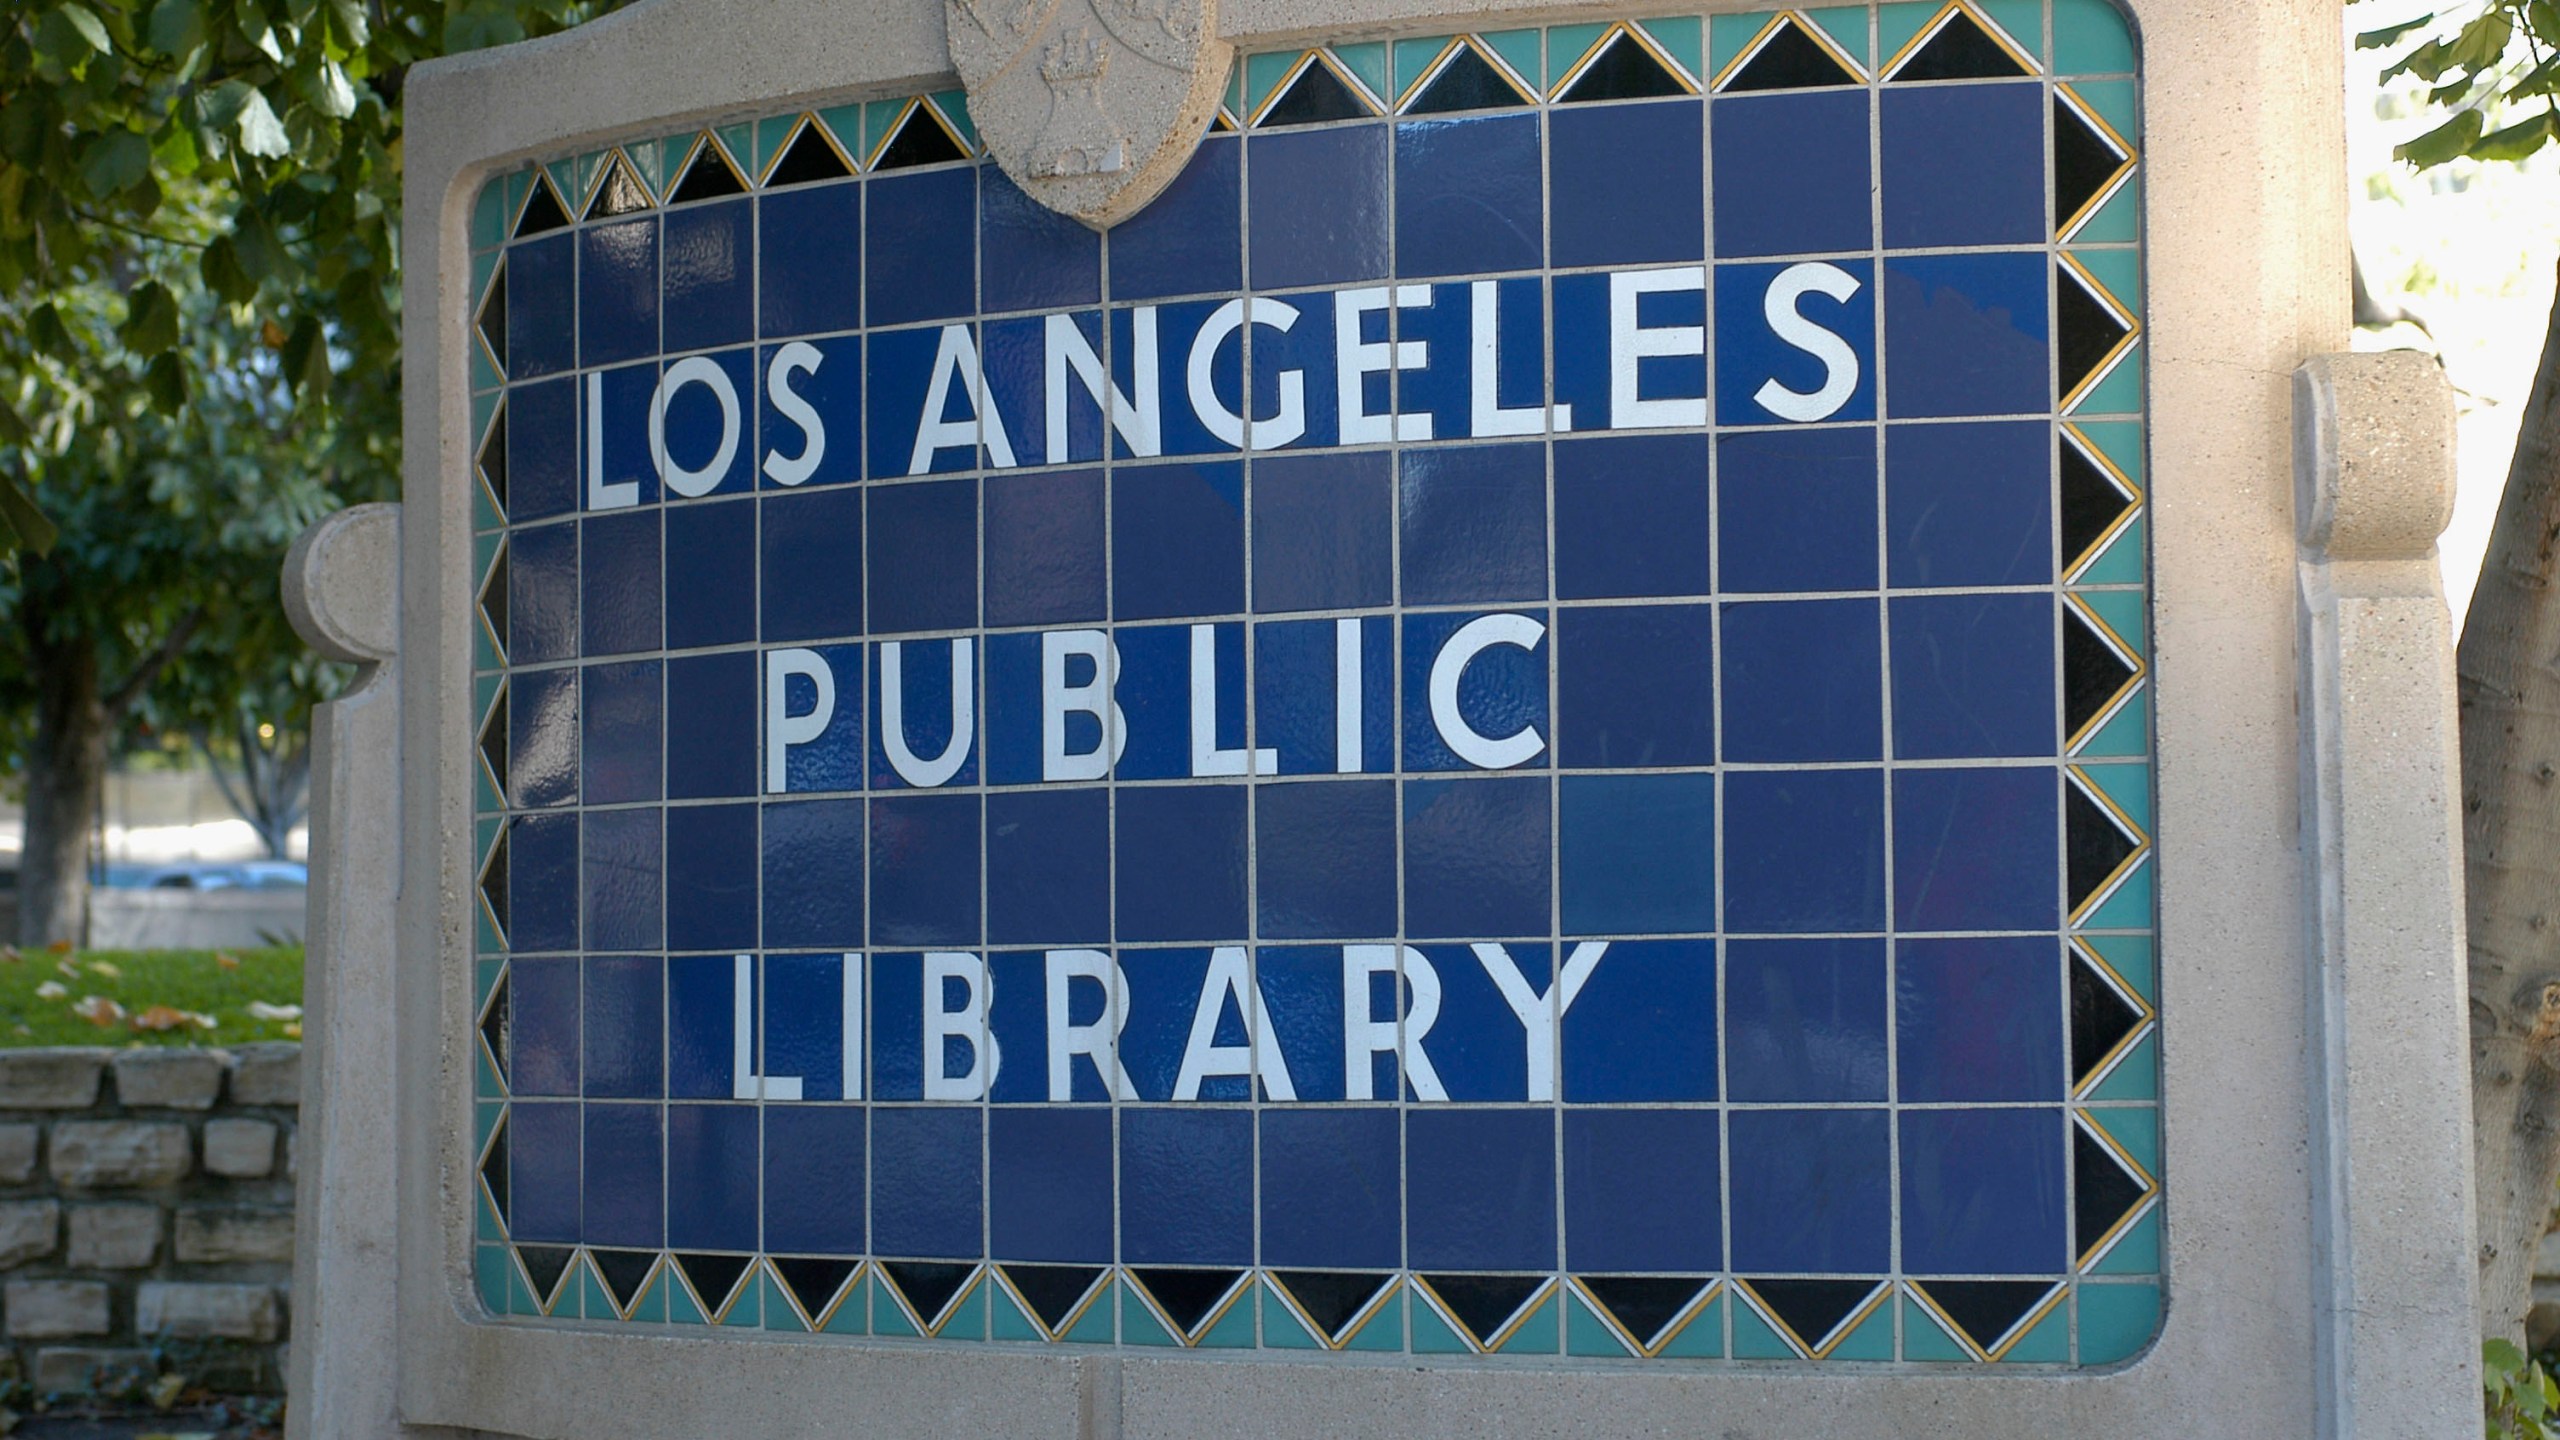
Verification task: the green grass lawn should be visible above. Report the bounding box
[0,946,304,1048]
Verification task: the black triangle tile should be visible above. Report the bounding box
[518,1244,576,1307]
[669,139,748,202]
[1131,1267,1244,1338]
[478,967,510,1082]
[675,1252,755,1314]
[479,825,511,944]
[1743,1277,1881,1354]
[475,264,507,372]
[590,1248,659,1311]
[2071,945,2148,1088]
[1914,1278,2060,1355]
[1405,43,1530,114]
[2063,606,2139,740]
[767,121,855,186]
[477,684,510,801]
[2053,94,2130,232]
[1271,1270,1392,1343]
[476,548,509,667]
[881,1260,976,1327]
[1001,1264,1105,1332]
[874,106,968,169]
[2060,436,2136,570]
[1420,1273,1544,1348]
[1259,57,1375,126]
[477,407,509,514]
[1559,29,1691,102]
[772,1255,859,1322]
[586,154,653,219]
[2074,1121,2151,1262]
[1722,18,1858,91]
[1582,1275,1709,1350]
[479,1111,510,1219]
[2059,265,2134,400]
[1891,8,2032,80]
[513,176,571,237]
[2066,779,2141,914]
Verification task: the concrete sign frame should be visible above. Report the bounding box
[278,0,2481,1431]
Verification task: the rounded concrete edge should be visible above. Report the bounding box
[283,503,403,665]
[2294,350,2459,562]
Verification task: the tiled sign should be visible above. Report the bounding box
[467,0,2158,1366]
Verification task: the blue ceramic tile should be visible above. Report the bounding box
[1400,443,1546,605]
[987,788,1110,944]
[507,665,579,808]
[1257,780,1397,939]
[1563,1108,1721,1273]
[1892,767,2060,932]
[1713,259,1877,426]
[1886,421,2052,587]
[664,199,754,353]
[508,812,580,953]
[581,510,662,657]
[581,807,662,951]
[1726,1108,1891,1273]
[1395,114,1542,278]
[1260,1107,1400,1269]
[505,233,575,379]
[1890,593,2057,759]
[867,325,989,478]
[1250,124,1390,290]
[1710,90,1872,259]
[1719,599,1884,763]
[867,953,927,1102]
[867,168,977,326]
[1881,83,2045,249]
[1116,785,1248,942]
[509,957,581,1097]
[665,651,757,799]
[655,348,756,497]
[1897,935,2065,1102]
[1555,604,1714,768]
[506,519,578,664]
[872,1106,985,1258]
[759,184,862,337]
[1120,1109,1254,1265]
[757,334,861,489]
[980,167,1101,314]
[772,642,865,793]
[1555,434,1711,599]
[996,948,1128,1103]
[579,218,660,368]
[764,1107,866,1255]
[989,1108,1114,1263]
[508,1101,582,1242]
[1102,623,1202,782]
[581,661,663,804]
[1898,1108,2066,1275]
[766,952,858,1101]
[870,792,983,946]
[1252,450,1393,612]
[762,798,865,948]
[1561,775,1717,933]
[761,486,865,643]
[870,637,971,789]
[1882,253,2050,419]
[1253,616,1394,776]
[1114,950,1233,1103]
[583,1103,664,1247]
[1401,610,1549,773]
[869,478,980,634]
[666,803,758,951]
[1722,769,1886,933]
[1724,937,1890,1102]
[1560,939,1717,1101]
[664,498,757,649]
[666,1103,760,1251]
[1551,270,1709,434]
[978,632,1049,787]
[1421,942,1546,1102]
[1716,428,1879,593]
[1403,777,1551,939]
[1257,947,1358,1103]
[1406,1108,1555,1271]
[1550,101,1704,266]
[583,955,664,1099]
[587,362,661,508]
[1153,297,1248,458]
[985,469,1106,625]
[1110,134,1239,300]
[666,953,735,1100]
[1113,462,1245,621]
[1396,276,1548,442]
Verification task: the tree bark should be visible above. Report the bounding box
[2465,260,2560,1343]
[14,594,105,950]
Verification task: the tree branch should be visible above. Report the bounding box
[102,606,202,721]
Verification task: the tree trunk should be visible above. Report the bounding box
[15,599,105,950]
[2464,260,2560,1343]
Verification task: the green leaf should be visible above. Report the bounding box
[200,235,256,302]
[53,4,112,54]
[311,59,356,118]
[2450,9,2516,69]
[78,129,151,197]
[145,0,204,54]
[231,209,288,282]
[280,315,330,397]
[325,0,368,46]
[2396,106,2485,166]
[143,352,188,413]
[27,303,75,359]
[2355,14,2434,48]
[2475,110,2559,160]
[0,474,61,556]
[2488,1339,2530,1375]
[235,88,290,159]
[120,281,181,358]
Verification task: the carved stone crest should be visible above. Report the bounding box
[946,0,1228,226]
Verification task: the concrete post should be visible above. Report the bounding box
[2294,350,2479,1438]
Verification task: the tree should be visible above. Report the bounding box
[2356,0,2560,1344]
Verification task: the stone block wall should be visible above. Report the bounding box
[0,1045,298,1399]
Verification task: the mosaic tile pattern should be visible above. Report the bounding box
[465,0,2158,1365]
